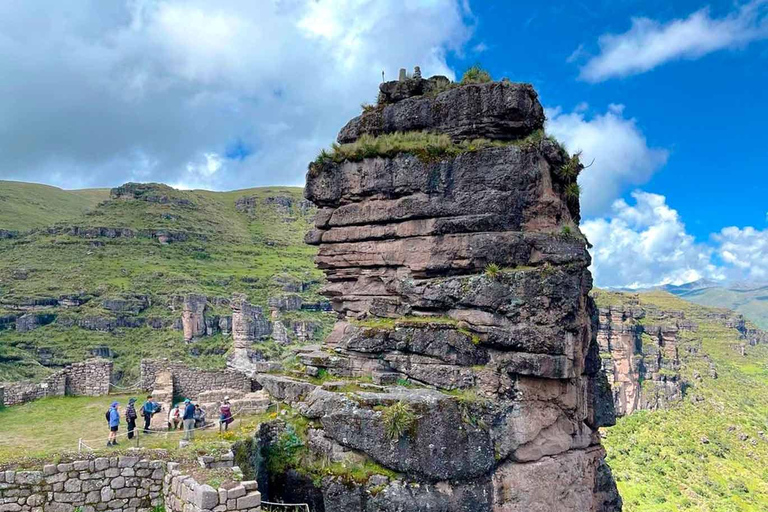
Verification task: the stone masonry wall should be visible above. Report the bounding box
[164,463,261,512]
[0,456,263,512]
[139,360,253,400]
[0,359,112,407]
[0,456,164,512]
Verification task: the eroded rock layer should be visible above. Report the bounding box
[277,76,621,511]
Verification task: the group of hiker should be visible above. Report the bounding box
[105,395,234,446]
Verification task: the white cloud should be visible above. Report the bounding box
[584,190,768,288]
[0,0,472,189]
[713,226,768,280]
[545,105,669,216]
[577,1,768,82]
[583,191,716,288]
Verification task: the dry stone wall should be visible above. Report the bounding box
[139,360,253,400]
[0,359,112,407]
[0,456,262,512]
[0,456,164,512]
[164,463,261,512]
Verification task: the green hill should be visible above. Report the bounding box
[0,182,332,383]
[596,290,768,512]
[670,285,768,330]
[0,180,110,231]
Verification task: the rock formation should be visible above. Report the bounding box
[258,75,622,511]
[596,303,685,416]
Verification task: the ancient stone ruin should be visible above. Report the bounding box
[257,73,623,510]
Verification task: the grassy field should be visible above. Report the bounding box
[0,393,272,465]
[597,291,768,512]
[0,180,109,231]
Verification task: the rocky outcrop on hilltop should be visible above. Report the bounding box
[254,73,621,511]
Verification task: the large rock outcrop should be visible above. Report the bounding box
[595,298,688,416]
[258,75,621,511]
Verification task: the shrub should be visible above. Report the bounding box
[561,225,573,236]
[381,401,417,440]
[558,150,583,181]
[565,183,581,201]
[484,263,501,279]
[461,65,492,84]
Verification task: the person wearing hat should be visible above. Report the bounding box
[126,398,138,439]
[106,401,120,446]
[219,396,233,432]
[182,398,196,441]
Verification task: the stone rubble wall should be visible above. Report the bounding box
[0,359,112,408]
[164,463,261,512]
[0,456,164,512]
[140,360,253,400]
[0,456,262,512]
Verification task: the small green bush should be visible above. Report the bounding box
[558,150,583,181]
[565,183,581,201]
[461,65,492,84]
[381,401,418,440]
[484,263,501,279]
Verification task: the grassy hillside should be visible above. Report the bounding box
[0,181,109,231]
[0,182,333,383]
[673,285,768,330]
[596,291,768,512]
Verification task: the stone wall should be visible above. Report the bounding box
[164,463,261,512]
[139,360,253,400]
[0,456,164,512]
[0,359,112,407]
[0,456,262,512]
[66,360,114,397]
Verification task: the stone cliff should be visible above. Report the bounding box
[253,73,622,511]
[595,291,767,417]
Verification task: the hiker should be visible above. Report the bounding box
[126,398,138,439]
[194,404,207,429]
[219,396,233,432]
[142,395,160,433]
[183,399,196,441]
[106,401,120,446]
[168,404,182,430]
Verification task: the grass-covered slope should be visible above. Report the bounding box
[0,182,332,382]
[0,181,109,231]
[596,291,768,512]
[673,285,768,330]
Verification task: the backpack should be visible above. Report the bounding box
[105,409,111,423]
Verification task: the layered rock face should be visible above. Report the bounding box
[295,76,621,511]
[596,304,686,416]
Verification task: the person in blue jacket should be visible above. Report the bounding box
[107,401,120,447]
[182,398,196,441]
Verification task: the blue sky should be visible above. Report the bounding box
[0,0,766,288]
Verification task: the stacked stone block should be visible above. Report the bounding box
[163,463,261,512]
[0,456,164,512]
[140,360,253,399]
[1,359,111,407]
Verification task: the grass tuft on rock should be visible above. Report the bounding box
[460,65,492,84]
[381,401,418,440]
[312,130,549,166]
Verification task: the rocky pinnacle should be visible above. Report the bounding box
[301,75,622,511]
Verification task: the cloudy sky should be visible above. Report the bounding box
[0,0,766,288]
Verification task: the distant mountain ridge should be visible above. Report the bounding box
[610,279,768,329]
